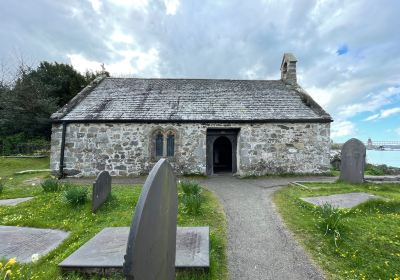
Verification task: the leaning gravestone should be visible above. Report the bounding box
[92,171,112,212]
[339,138,366,183]
[123,158,178,280]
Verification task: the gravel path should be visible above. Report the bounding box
[200,175,333,280]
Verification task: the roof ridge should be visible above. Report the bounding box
[106,77,282,82]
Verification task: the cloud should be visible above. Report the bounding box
[337,86,400,119]
[364,113,379,121]
[87,0,102,13]
[380,107,400,118]
[364,107,400,121]
[1,0,400,140]
[331,121,356,138]
[164,0,180,15]
[396,128,400,136]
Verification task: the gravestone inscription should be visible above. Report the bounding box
[92,171,112,212]
[339,138,366,183]
[123,158,178,280]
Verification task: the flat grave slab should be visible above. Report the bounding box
[0,197,33,206]
[301,192,381,208]
[0,225,70,263]
[60,226,209,272]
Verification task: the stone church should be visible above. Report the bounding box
[50,53,332,177]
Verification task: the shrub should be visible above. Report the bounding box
[316,203,347,247]
[0,177,5,194]
[41,178,60,192]
[182,193,204,215]
[63,186,88,206]
[181,180,201,196]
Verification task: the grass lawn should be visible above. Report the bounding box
[274,181,400,280]
[0,158,227,280]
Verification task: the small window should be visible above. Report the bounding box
[167,134,175,157]
[155,133,163,157]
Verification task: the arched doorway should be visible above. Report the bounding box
[213,136,232,173]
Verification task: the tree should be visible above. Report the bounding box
[0,62,97,140]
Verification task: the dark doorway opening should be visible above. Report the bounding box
[213,136,232,173]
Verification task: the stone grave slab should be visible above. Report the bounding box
[92,170,112,212]
[59,226,209,272]
[0,225,69,263]
[301,192,380,208]
[0,197,33,206]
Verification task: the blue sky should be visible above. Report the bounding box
[0,0,399,143]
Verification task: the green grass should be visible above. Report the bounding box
[274,181,400,280]
[0,157,227,280]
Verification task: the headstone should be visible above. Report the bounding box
[123,158,178,280]
[92,171,112,212]
[339,138,366,183]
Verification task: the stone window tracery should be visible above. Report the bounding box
[151,128,177,159]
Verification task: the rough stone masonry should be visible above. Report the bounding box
[50,53,332,177]
[50,122,330,177]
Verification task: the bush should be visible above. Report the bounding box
[180,181,204,215]
[181,180,201,196]
[0,177,5,194]
[182,193,204,215]
[63,186,88,206]
[316,203,347,247]
[41,178,60,192]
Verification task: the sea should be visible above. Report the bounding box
[366,150,400,168]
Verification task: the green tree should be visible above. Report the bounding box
[0,62,97,141]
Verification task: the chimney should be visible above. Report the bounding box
[280,53,297,85]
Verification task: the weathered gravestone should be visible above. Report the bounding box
[59,159,209,275]
[92,171,112,212]
[339,138,366,183]
[123,158,178,279]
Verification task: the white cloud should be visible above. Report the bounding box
[364,107,400,121]
[364,113,379,121]
[67,47,160,77]
[395,128,400,136]
[337,87,400,119]
[380,107,400,118]
[108,0,149,11]
[111,30,134,44]
[88,0,102,13]
[331,120,355,138]
[164,0,180,15]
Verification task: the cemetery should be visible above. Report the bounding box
[0,138,399,279]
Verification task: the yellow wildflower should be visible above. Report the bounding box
[6,257,16,266]
[0,262,2,268]
[5,269,12,276]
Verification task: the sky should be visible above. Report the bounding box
[0,0,399,143]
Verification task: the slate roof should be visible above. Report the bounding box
[51,77,332,123]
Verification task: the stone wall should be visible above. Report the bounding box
[50,122,330,177]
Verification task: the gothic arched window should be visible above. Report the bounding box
[155,132,164,157]
[167,133,175,157]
